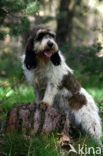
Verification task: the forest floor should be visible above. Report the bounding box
[0,51,103,156]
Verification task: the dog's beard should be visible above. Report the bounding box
[34,39,58,58]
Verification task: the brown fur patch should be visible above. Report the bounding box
[61,72,87,110]
[69,93,87,110]
[30,25,53,40]
[62,72,81,94]
[36,54,49,65]
[41,56,49,65]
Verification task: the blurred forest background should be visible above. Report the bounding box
[0,0,103,155]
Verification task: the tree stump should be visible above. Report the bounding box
[6,103,70,136]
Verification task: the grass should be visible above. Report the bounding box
[87,87,103,110]
[0,78,103,156]
[0,83,35,119]
[0,51,103,155]
[0,133,62,156]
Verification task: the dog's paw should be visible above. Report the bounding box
[39,101,49,111]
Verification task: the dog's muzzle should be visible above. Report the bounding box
[43,41,54,57]
[47,41,53,48]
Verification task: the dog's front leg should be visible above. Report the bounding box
[40,82,58,107]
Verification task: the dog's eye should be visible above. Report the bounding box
[49,33,56,39]
[37,33,44,40]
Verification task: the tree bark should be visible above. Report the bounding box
[6,103,70,136]
[56,0,80,47]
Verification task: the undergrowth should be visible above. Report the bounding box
[0,46,103,155]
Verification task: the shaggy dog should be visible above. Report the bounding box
[22,25,102,143]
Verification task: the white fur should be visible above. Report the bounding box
[72,88,102,141]
[21,51,102,142]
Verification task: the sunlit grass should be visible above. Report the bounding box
[0,83,35,119]
[86,87,103,110]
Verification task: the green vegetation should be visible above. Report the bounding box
[0,0,103,155]
[0,44,103,155]
[0,0,39,39]
[0,133,101,156]
[0,133,62,156]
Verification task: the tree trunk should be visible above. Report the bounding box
[56,0,80,47]
[6,103,70,136]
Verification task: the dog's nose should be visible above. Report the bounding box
[47,41,53,48]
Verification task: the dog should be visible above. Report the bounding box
[22,25,102,143]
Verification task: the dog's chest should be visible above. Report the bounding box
[34,65,50,88]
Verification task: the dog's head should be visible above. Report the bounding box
[24,25,61,70]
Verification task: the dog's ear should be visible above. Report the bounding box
[24,37,37,70]
[50,51,61,66]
